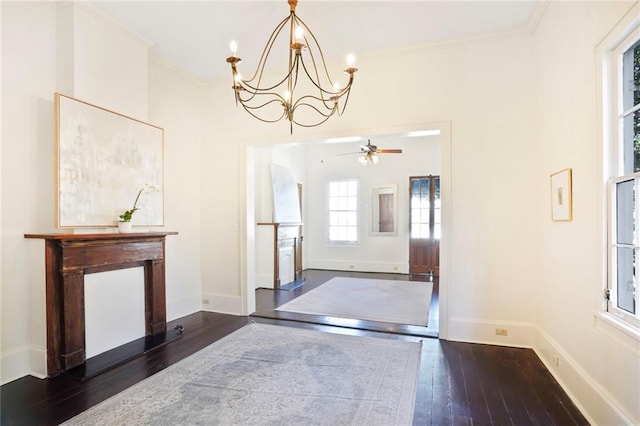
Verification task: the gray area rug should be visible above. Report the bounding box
[63,323,421,426]
[276,277,433,326]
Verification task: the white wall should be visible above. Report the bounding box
[534,1,639,424]
[148,57,204,320]
[2,1,58,383]
[1,2,203,383]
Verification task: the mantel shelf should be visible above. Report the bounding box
[25,231,178,240]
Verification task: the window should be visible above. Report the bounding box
[607,29,640,327]
[328,180,358,242]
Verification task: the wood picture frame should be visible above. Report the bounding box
[550,168,572,222]
[55,93,164,228]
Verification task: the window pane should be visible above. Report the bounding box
[329,211,337,226]
[420,209,429,224]
[434,224,441,240]
[622,40,640,111]
[622,111,640,173]
[347,196,357,211]
[616,179,635,245]
[616,246,637,314]
[346,211,355,226]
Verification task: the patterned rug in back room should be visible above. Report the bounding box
[276,277,432,326]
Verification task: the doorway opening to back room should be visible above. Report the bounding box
[246,124,450,339]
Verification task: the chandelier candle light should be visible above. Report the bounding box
[226,0,358,134]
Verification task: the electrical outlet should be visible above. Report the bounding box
[393,267,399,271]
[349,265,355,269]
[495,328,508,336]
[202,298,210,305]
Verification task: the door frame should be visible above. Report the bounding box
[242,122,452,339]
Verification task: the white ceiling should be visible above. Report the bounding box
[91,1,540,82]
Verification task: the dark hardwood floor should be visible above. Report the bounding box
[1,270,588,425]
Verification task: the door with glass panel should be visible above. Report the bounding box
[409,176,440,275]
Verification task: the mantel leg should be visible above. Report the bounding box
[61,269,86,370]
[145,259,167,335]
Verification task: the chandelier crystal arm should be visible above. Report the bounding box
[238,55,299,93]
[297,54,354,100]
[239,100,287,123]
[292,104,335,127]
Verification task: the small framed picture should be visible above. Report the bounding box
[550,168,572,221]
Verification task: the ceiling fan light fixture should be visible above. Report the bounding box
[226,0,358,134]
[358,155,369,166]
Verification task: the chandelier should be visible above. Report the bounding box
[226,0,358,134]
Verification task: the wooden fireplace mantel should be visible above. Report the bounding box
[24,231,178,377]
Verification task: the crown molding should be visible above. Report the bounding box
[149,53,205,87]
[527,0,550,34]
[71,3,154,49]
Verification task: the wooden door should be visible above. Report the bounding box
[409,176,440,276]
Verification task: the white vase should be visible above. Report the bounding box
[118,221,133,233]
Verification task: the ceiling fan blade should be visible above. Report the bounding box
[337,152,361,156]
[376,149,403,154]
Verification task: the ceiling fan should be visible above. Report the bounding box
[339,140,403,165]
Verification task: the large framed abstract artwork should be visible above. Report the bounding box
[55,93,164,228]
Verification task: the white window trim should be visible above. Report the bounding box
[598,2,640,340]
[326,179,359,245]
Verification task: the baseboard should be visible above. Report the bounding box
[1,346,33,385]
[534,328,634,425]
[446,317,536,348]
[29,346,47,379]
[201,292,243,315]
[305,259,408,274]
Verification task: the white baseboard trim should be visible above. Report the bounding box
[1,346,35,385]
[29,346,47,379]
[446,317,536,348]
[534,328,634,425]
[305,259,408,274]
[201,292,243,315]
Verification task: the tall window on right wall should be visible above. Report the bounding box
[608,30,640,328]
